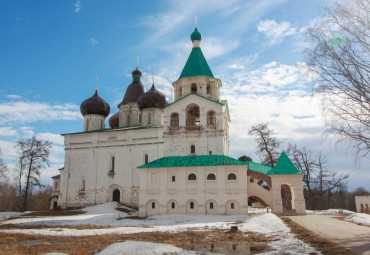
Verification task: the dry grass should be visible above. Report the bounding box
[0,228,271,255]
[281,217,356,255]
[115,207,132,214]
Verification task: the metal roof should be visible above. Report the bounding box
[267,152,303,175]
[138,155,248,168]
[162,93,227,109]
[179,47,214,79]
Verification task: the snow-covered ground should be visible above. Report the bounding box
[0,202,320,254]
[306,209,354,216]
[345,213,370,226]
[0,211,24,221]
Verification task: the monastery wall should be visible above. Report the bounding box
[139,165,248,216]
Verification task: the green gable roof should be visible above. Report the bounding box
[162,93,227,109]
[267,152,303,175]
[247,161,272,174]
[138,155,248,168]
[179,48,214,79]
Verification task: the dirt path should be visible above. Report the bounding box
[288,215,370,255]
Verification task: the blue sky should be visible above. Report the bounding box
[0,0,368,190]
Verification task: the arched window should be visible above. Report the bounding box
[85,118,89,131]
[172,176,176,182]
[170,113,179,126]
[191,83,197,93]
[210,202,214,209]
[144,154,149,164]
[188,173,197,180]
[171,202,175,209]
[190,202,194,209]
[231,203,235,209]
[207,174,216,180]
[228,173,237,180]
[207,111,216,125]
[81,179,85,191]
[152,202,155,209]
[186,105,200,126]
[191,145,195,154]
[54,181,58,190]
[209,151,212,155]
[148,112,151,125]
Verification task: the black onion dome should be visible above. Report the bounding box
[118,69,146,107]
[137,84,169,109]
[80,90,110,117]
[109,112,119,128]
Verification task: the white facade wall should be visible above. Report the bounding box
[139,165,248,217]
[58,127,163,208]
[163,94,229,156]
[355,195,370,213]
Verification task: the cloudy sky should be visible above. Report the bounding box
[0,0,368,190]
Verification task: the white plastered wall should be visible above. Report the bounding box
[139,165,248,217]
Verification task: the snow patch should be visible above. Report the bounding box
[345,213,370,226]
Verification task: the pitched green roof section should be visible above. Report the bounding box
[247,161,272,174]
[162,93,226,109]
[179,48,214,79]
[267,152,303,175]
[138,155,248,168]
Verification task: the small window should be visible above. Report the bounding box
[190,202,194,209]
[152,202,155,209]
[191,83,197,93]
[210,202,214,209]
[228,173,237,180]
[231,203,235,209]
[172,176,176,182]
[209,151,212,155]
[54,181,58,190]
[207,84,211,94]
[145,154,149,164]
[188,174,196,180]
[171,202,175,209]
[170,113,179,127]
[207,111,216,125]
[148,112,151,124]
[207,174,216,180]
[81,179,85,191]
[191,145,195,154]
[110,156,115,172]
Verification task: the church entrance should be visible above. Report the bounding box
[113,189,120,202]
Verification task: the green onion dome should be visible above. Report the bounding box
[191,27,202,41]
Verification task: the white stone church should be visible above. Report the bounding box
[51,26,306,216]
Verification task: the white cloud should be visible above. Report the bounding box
[5,94,21,99]
[228,64,245,70]
[88,38,99,45]
[0,127,18,136]
[257,20,296,45]
[74,0,81,13]
[202,37,240,59]
[0,101,81,125]
[37,132,64,145]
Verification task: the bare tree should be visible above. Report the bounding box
[0,148,7,182]
[15,136,52,211]
[305,0,370,159]
[248,123,281,167]
[287,144,317,208]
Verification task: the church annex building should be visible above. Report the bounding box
[51,26,306,216]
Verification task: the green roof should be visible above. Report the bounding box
[162,93,227,109]
[191,27,202,41]
[179,48,214,79]
[138,155,248,168]
[247,161,272,174]
[138,152,303,176]
[267,152,303,175]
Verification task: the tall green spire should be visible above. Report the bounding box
[179,27,214,79]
